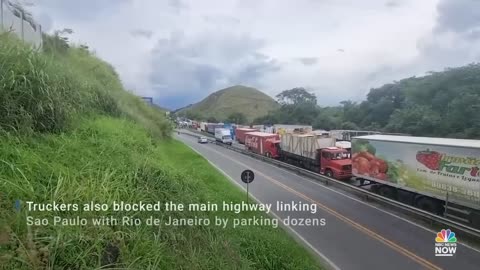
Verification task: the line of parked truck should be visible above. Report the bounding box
[190,121,480,227]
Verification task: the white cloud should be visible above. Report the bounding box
[29,0,480,109]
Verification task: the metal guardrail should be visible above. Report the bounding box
[177,130,480,240]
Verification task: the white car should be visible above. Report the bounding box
[198,136,208,144]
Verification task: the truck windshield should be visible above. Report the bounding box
[331,152,350,160]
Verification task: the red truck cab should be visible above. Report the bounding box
[245,132,280,158]
[318,147,352,180]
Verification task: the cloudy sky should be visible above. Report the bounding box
[26,0,480,110]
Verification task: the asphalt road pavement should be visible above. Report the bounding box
[175,132,480,270]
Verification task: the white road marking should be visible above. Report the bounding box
[177,135,342,270]
[178,132,480,254]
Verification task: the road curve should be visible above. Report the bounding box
[175,132,480,270]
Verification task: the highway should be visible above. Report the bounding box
[175,132,480,270]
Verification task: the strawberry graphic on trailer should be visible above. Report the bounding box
[416,149,442,170]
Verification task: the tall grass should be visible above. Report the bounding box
[0,117,321,269]
[0,32,171,136]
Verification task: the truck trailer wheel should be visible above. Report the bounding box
[470,211,480,227]
[358,178,365,185]
[377,185,397,200]
[415,196,443,215]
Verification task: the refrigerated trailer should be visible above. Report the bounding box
[352,135,480,226]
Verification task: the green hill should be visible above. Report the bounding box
[176,85,279,123]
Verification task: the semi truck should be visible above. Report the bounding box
[279,132,352,180]
[244,132,280,158]
[215,128,233,145]
[242,131,352,179]
[352,135,480,226]
[236,128,259,144]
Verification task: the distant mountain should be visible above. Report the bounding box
[175,85,279,123]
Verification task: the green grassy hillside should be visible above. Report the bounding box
[0,32,322,269]
[177,85,280,123]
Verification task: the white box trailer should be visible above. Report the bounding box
[352,135,480,225]
[280,133,336,160]
[200,122,207,132]
[330,130,381,141]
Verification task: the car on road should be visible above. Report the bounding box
[198,136,208,144]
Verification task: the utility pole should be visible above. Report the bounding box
[1,0,4,29]
[20,7,24,41]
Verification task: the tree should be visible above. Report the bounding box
[207,116,218,123]
[43,28,74,54]
[185,110,203,120]
[276,87,317,105]
[313,113,339,130]
[340,121,359,130]
[226,112,247,124]
[340,100,364,124]
[386,105,441,136]
[257,63,480,138]
[253,113,278,125]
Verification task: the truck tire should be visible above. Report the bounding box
[415,196,443,215]
[265,152,271,158]
[325,170,333,178]
[470,211,480,227]
[377,185,397,200]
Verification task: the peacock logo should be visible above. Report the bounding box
[435,229,457,243]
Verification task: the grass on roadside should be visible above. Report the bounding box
[0,117,322,269]
[0,27,321,270]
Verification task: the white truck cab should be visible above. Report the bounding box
[215,128,233,145]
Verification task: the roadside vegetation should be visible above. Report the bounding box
[0,30,322,269]
[253,66,480,139]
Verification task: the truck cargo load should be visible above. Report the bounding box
[274,124,312,135]
[335,141,352,151]
[206,123,224,135]
[200,122,207,132]
[352,135,480,213]
[236,128,259,144]
[223,124,235,139]
[215,128,233,145]
[245,132,280,158]
[280,133,336,160]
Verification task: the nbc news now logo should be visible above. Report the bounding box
[435,229,457,256]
